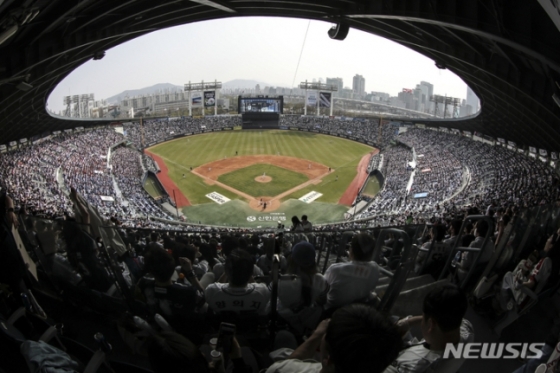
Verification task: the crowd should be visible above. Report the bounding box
[0,117,558,234]
[356,128,559,227]
[111,146,172,220]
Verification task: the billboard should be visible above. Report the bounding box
[204,91,215,107]
[192,95,202,106]
[307,92,317,106]
[319,92,331,108]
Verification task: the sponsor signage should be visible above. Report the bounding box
[9,141,17,147]
[299,191,323,204]
[53,131,61,135]
[192,95,202,106]
[498,137,506,143]
[539,149,548,157]
[307,92,317,106]
[99,195,114,201]
[551,152,558,160]
[319,92,331,108]
[529,146,537,153]
[246,214,287,222]
[64,129,73,133]
[206,192,230,205]
[508,141,516,147]
[204,91,216,107]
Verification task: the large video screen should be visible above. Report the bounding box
[238,96,283,114]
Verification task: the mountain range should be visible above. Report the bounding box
[105,79,276,103]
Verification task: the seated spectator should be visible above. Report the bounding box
[276,242,328,333]
[456,220,495,283]
[205,249,270,315]
[324,233,380,309]
[213,235,263,281]
[257,237,287,275]
[414,225,446,275]
[267,304,402,373]
[497,229,560,311]
[385,284,474,373]
[136,248,203,317]
[444,220,463,247]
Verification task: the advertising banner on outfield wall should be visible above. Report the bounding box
[204,91,215,107]
[319,92,331,108]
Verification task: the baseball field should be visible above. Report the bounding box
[145,130,376,227]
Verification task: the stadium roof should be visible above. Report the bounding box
[0,1,559,150]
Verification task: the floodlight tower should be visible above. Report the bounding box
[430,95,461,118]
[72,95,80,118]
[63,96,72,117]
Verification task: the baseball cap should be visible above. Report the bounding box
[291,242,316,267]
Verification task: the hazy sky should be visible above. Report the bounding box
[47,17,469,113]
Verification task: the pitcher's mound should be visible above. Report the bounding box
[255,176,272,183]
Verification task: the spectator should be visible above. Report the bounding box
[276,241,328,333]
[301,215,313,232]
[324,233,380,309]
[456,220,495,283]
[205,249,270,315]
[267,304,402,373]
[385,284,474,373]
[136,248,203,317]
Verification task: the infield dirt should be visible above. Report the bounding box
[192,155,331,211]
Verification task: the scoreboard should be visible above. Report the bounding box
[238,96,283,114]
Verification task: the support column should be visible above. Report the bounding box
[304,80,307,116]
[188,81,192,117]
[214,80,218,116]
[202,80,205,117]
[330,97,334,117]
[316,90,319,117]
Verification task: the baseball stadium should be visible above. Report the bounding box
[1,2,560,373]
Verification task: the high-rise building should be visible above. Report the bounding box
[466,86,480,116]
[326,77,343,97]
[417,81,434,112]
[352,74,366,99]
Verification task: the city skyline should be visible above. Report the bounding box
[47,17,470,113]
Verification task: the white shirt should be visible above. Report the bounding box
[384,319,474,373]
[205,282,270,315]
[324,260,380,308]
[266,359,321,373]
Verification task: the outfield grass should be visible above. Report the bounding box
[218,163,308,197]
[363,176,381,197]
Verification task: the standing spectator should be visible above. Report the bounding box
[301,215,313,232]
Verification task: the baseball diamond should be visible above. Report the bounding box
[146,130,376,226]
